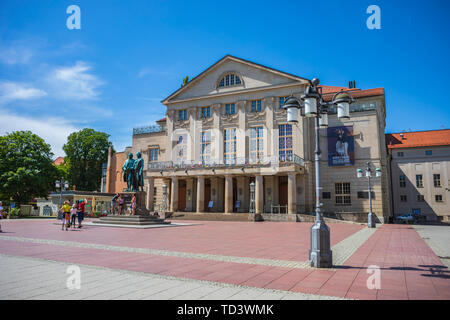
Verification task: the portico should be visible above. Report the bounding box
[146,158,304,215]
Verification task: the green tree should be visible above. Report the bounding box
[63,128,114,191]
[0,131,58,204]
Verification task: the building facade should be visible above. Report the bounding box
[106,55,391,222]
[387,130,450,222]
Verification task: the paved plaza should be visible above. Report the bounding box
[0,219,449,300]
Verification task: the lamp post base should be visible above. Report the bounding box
[368,212,376,228]
[309,220,333,268]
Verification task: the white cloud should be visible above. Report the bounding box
[0,109,79,158]
[0,81,47,104]
[47,61,104,100]
[0,45,32,65]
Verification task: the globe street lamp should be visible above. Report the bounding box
[283,78,354,268]
[55,178,69,208]
[357,162,381,228]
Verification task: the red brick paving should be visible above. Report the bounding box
[0,219,449,300]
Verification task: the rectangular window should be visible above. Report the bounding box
[201,131,211,164]
[178,109,188,121]
[433,174,441,187]
[225,103,235,115]
[335,183,351,205]
[176,134,187,164]
[417,195,424,202]
[251,100,262,112]
[425,150,432,156]
[201,106,211,118]
[400,195,407,202]
[322,192,331,199]
[250,127,264,163]
[149,148,159,162]
[397,152,404,157]
[278,124,293,162]
[224,128,236,165]
[279,96,288,109]
[416,174,423,188]
[435,195,443,202]
[399,175,406,188]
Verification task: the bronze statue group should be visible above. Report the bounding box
[122,152,145,192]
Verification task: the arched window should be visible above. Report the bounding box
[218,73,242,88]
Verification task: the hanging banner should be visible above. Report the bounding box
[327,126,355,166]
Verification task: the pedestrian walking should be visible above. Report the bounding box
[111,193,119,215]
[70,204,77,229]
[77,199,86,228]
[118,195,124,215]
[0,201,3,233]
[131,194,136,215]
[60,201,71,231]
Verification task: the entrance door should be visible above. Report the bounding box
[205,179,211,212]
[178,180,186,211]
[279,176,288,209]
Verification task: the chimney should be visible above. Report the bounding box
[400,133,405,140]
[348,80,356,89]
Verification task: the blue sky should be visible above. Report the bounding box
[1,0,449,157]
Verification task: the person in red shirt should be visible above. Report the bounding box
[77,199,86,228]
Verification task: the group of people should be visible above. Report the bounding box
[110,193,136,215]
[0,201,3,232]
[60,199,86,231]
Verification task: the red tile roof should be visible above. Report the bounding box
[156,117,166,122]
[321,86,384,102]
[386,129,450,149]
[53,156,65,166]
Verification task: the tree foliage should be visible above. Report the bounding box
[181,76,189,87]
[63,128,113,191]
[0,131,58,204]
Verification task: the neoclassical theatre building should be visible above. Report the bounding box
[105,55,391,223]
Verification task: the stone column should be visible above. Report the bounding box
[288,173,297,214]
[224,176,233,213]
[146,178,154,211]
[196,177,205,213]
[170,176,178,212]
[255,175,264,214]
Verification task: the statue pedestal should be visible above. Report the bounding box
[118,191,149,215]
[94,190,170,226]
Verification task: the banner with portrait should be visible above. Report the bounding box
[327,126,355,166]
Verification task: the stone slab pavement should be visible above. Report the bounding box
[0,219,449,300]
[413,225,450,269]
[0,254,343,300]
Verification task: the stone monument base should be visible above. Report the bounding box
[115,191,150,215]
[93,214,170,226]
[95,190,170,226]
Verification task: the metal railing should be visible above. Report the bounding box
[133,125,166,135]
[148,154,304,171]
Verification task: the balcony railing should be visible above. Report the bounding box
[147,154,304,171]
[133,125,166,135]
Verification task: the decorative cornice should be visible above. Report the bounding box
[247,110,267,122]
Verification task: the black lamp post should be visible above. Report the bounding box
[283,78,354,268]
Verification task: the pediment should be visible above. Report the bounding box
[163,55,309,103]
